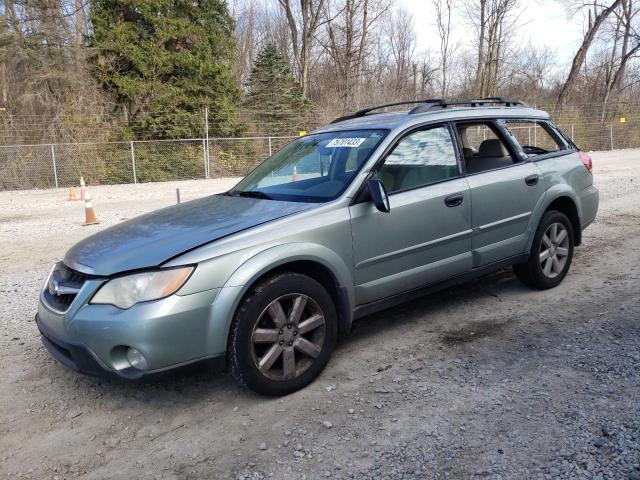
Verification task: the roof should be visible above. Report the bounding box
[313,105,551,134]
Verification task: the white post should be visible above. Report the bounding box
[534,123,537,147]
[204,108,210,179]
[130,141,137,184]
[528,127,531,145]
[610,123,614,150]
[202,139,207,178]
[268,136,272,156]
[50,144,58,189]
[571,124,574,141]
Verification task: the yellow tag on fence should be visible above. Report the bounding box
[620,117,626,123]
[299,130,307,136]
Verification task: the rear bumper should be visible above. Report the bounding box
[579,184,599,230]
[36,314,225,380]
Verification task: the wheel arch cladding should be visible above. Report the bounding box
[211,244,355,355]
[544,196,581,246]
[243,260,352,336]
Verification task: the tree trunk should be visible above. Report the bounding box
[600,9,623,121]
[555,0,622,109]
[614,0,632,91]
[278,0,325,98]
[354,0,370,108]
[0,15,7,107]
[75,0,85,63]
[474,0,486,96]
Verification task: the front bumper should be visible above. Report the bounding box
[36,282,227,379]
[36,314,226,379]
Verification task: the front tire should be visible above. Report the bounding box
[228,272,337,396]
[514,210,574,289]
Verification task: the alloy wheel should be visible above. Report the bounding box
[539,222,570,278]
[250,294,326,381]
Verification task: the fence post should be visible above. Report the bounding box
[204,108,210,179]
[50,144,58,189]
[534,123,537,147]
[202,139,207,178]
[268,136,273,156]
[571,124,574,142]
[610,123,614,150]
[130,141,137,184]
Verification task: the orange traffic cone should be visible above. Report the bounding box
[67,187,78,201]
[292,165,299,182]
[80,177,86,201]
[83,192,99,226]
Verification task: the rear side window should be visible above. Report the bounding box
[455,122,518,174]
[502,120,567,158]
[379,126,459,193]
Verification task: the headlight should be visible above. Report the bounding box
[90,266,194,309]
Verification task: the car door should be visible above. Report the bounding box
[455,120,545,267]
[349,124,473,305]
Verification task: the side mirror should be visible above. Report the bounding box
[367,176,390,213]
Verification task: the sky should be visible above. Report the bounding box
[399,0,586,65]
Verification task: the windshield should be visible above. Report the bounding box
[230,129,387,202]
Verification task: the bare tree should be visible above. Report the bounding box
[232,1,258,84]
[233,2,294,86]
[277,0,327,97]
[599,0,640,117]
[506,43,556,103]
[464,0,520,98]
[416,55,439,98]
[433,0,455,97]
[73,0,86,62]
[383,7,417,93]
[0,0,111,143]
[555,0,623,108]
[322,0,391,109]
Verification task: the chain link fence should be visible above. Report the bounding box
[0,136,296,190]
[0,109,638,191]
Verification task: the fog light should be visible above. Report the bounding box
[126,347,148,370]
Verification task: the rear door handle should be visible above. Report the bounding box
[525,174,539,186]
[444,193,464,207]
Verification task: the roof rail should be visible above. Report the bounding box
[329,99,444,124]
[329,97,530,124]
[409,97,529,114]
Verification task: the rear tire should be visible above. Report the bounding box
[228,272,337,396]
[514,210,574,289]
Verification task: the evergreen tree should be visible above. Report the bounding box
[244,44,310,135]
[89,0,243,139]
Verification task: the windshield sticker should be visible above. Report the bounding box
[326,138,366,148]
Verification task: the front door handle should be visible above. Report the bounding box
[444,193,464,207]
[525,174,539,186]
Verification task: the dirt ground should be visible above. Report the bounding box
[0,151,639,480]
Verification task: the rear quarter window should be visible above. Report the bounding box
[502,120,568,158]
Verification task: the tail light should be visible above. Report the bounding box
[579,151,592,171]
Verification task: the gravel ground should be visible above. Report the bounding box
[0,150,638,480]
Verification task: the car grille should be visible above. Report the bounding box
[42,263,91,314]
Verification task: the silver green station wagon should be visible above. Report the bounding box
[37,98,599,395]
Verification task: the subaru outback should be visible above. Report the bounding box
[36,98,599,395]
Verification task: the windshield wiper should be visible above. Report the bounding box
[233,190,273,200]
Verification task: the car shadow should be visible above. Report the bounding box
[343,267,529,346]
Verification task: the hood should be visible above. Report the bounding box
[64,194,316,276]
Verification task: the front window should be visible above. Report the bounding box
[379,126,460,193]
[230,129,387,202]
